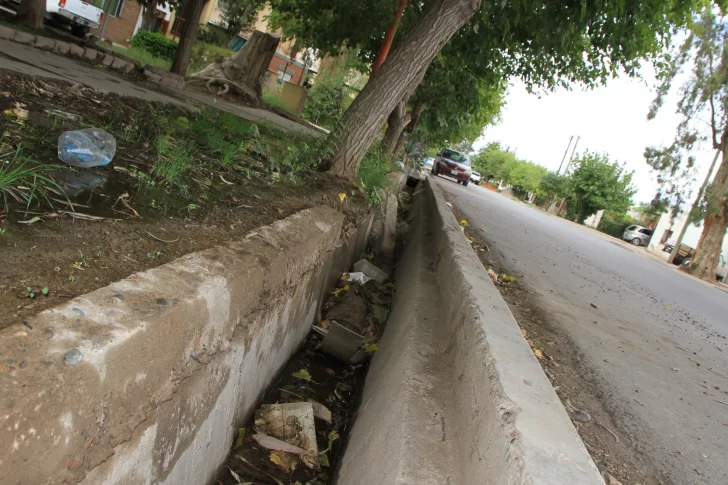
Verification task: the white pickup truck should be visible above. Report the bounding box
[6,0,103,38]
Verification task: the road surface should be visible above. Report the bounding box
[435,177,728,485]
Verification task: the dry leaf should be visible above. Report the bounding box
[320,319,330,330]
[321,452,330,467]
[270,450,299,472]
[364,343,378,353]
[233,428,245,449]
[328,430,339,452]
[292,369,312,381]
[338,193,347,202]
[533,349,544,359]
[459,219,468,226]
[520,328,527,338]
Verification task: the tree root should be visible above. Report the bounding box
[189,75,257,101]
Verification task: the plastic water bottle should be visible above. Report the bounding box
[58,128,116,168]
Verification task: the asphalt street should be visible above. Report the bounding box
[435,177,728,485]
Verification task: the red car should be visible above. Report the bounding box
[431,148,472,186]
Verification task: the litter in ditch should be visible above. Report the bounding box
[215,260,394,485]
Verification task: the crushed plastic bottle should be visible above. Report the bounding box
[57,128,116,168]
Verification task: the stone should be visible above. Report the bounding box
[573,410,592,423]
[0,25,17,41]
[54,40,70,55]
[83,48,99,62]
[33,36,56,51]
[111,57,131,72]
[13,31,35,45]
[69,43,85,57]
[64,349,83,367]
[143,69,162,84]
[101,54,114,67]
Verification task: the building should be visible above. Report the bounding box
[646,209,728,262]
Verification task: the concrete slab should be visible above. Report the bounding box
[33,35,56,51]
[13,30,35,44]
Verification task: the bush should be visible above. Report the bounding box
[597,212,638,239]
[131,30,178,61]
[358,147,395,207]
[197,26,229,47]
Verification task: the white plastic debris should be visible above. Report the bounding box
[353,259,388,283]
[346,271,370,285]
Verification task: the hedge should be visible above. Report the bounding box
[131,30,178,61]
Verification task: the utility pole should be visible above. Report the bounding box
[557,136,574,174]
[564,135,580,173]
[668,148,722,264]
[371,0,408,73]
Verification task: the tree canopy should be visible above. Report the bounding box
[566,151,636,223]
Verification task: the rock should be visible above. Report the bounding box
[33,36,56,51]
[353,259,389,283]
[13,31,35,45]
[71,307,85,317]
[101,54,114,67]
[83,48,99,62]
[54,40,70,55]
[573,410,592,423]
[64,349,83,367]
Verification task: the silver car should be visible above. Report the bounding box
[623,225,653,246]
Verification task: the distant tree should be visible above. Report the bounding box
[540,172,569,206]
[646,11,728,280]
[508,161,548,194]
[567,151,636,223]
[221,0,265,42]
[471,143,516,180]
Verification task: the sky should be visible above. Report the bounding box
[473,68,717,204]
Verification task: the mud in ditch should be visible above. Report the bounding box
[214,272,395,485]
[0,70,369,331]
[444,204,665,485]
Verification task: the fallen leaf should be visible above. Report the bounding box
[323,367,335,376]
[311,401,332,423]
[481,228,486,232]
[42,286,49,296]
[277,208,284,215]
[533,349,544,359]
[253,434,306,454]
[229,467,242,483]
[332,284,350,297]
[341,272,350,281]
[328,430,339,451]
[270,450,299,472]
[338,193,347,202]
[500,274,516,283]
[672,368,679,372]
[372,305,389,324]
[520,328,527,338]
[233,428,245,449]
[364,343,378,353]
[459,219,468,226]
[320,319,330,330]
[292,369,312,381]
[666,305,671,309]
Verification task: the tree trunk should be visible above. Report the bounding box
[170,0,208,76]
[393,97,424,155]
[686,148,728,281]
[191,30,280,99]
[381,66,427,154]
[141,3,157,31]
[326,0,480,180]
[16,0,45,30]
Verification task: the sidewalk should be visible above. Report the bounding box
[0,37,319,135]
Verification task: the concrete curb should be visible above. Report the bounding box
[0,206,370,485]
[338,179,604,484]
[0,24,183,89]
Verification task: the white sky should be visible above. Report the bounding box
[473,68,717,204]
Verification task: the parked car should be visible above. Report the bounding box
[5,0,103,37]
[470,171,482,185]
[623,225,653,246]
[431,148,472,186]
[671,249,728,281]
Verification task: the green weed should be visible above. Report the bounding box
[103,44,172,71]
[0,146,68,214]
[151,136,197,193]
[358,148,395,207]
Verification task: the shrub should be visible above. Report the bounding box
[131,30,178,61]
[597,212,638,239]
[197,26,229,47]
[358,147,395,207]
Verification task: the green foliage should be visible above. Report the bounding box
[508,161,548,194]
[220,0,265,42]
[540,172,569,200]
[566,151,636,223]
[358,147,394,207]
[131,30,178,61]
[303,56,354,129]
[598,212,640,239]
[0,146,67,214]
[151,136,197,193]
[197,26,229,47]
[103,44,172,70]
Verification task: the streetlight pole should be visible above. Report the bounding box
[557,136,573,175]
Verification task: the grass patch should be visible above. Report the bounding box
[262,92,292,113]
[151,136,197,193]
[103,44,172,70]
[0,146,66,214]
[358,148,395,207]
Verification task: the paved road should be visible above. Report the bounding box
[0,38,317,134]
[436,177,728,485]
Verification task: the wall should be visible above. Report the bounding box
[0,206,371,485]
[93,0,142,45]
[647,210,728,261]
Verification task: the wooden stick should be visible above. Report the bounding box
[596,422,619,442]
[144,231,179,243]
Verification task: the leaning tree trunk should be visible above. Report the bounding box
[393,97,424,155]
[326,0,482,180]
[381,66,428,154]
[16,0,45,29]
[686,149,728,281]
[170,0,208,76]
[141,3,157,31]
[190,31,280,100]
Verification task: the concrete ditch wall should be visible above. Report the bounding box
[0,206,370,485]
[338,179,605,485]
